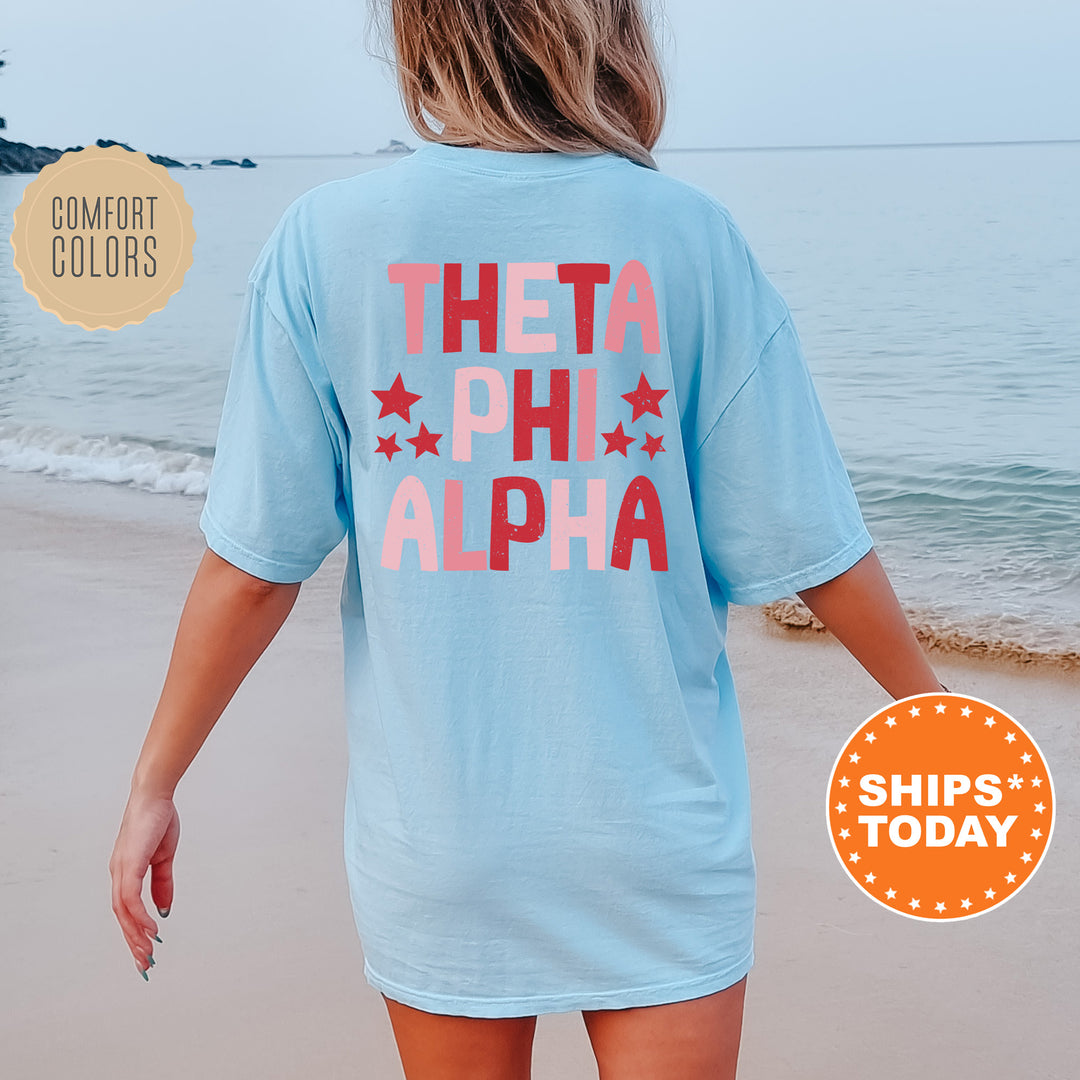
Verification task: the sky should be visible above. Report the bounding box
[2,0,1079,159]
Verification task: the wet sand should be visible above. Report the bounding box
[1,467,1076,1079]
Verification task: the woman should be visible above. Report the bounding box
[110,2,945,1076]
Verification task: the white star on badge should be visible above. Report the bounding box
[1021,752,1032,763]
[984,888,996,899]
[960,898,972,909]
[1005,731,1016,743]
[835,802,847,813]
[849,751,860,764]
[935,703,946,714]
[935,901,946,912]
[885,716,897,727]
[909,898,920,910]
[839,776,850,787]
[885,888,897,900]
[960,706,972,717]
[849,851,861,863]
[865,872,876,884]
[1034,802,1045,813]
[1031,828,1042,839]
[1005,872,1016,884]
[909,706,920,717]
[1031,776,1042,788]
[984,716,996,727]
[865,731,877,743]
[1021,852,1032,863]
[839,828,850,839]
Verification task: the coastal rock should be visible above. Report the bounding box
[95,138,187,168]
[0,136,256,174]
[375,138,413,154]
[0,135,62,174]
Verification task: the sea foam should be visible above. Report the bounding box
[762,597,1080,669]
[0,420,211,496]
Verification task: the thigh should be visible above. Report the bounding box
[382,993,539,1080]
[581,975,748,1080]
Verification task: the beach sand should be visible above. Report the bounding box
[2,466,1077,1079]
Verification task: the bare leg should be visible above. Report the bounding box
[382,994,539,1080]
[582,975,748,1080]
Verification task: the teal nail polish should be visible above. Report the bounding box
[148,956,156,967]
[141,968,149,981]
[153,934,162,943]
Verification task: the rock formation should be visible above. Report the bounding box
[0,136,256,174]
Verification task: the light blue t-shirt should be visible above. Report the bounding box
[199,140,874,1018]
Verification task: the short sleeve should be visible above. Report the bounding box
[688,311,874,605]
[199,279,350,583]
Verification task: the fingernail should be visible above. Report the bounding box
[157,906,170,918]
[136,962,149,981]
[153,934,163,943]
[148,956,156,967]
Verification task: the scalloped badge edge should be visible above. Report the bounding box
[9,143,196,331]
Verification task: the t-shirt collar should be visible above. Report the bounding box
[409,138,621,177]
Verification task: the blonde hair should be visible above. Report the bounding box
[367,1,669,170]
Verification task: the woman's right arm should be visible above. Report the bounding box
[109,548,301,976]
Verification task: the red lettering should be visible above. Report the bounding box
[556,263,611,354]
[513,368,570,461]
[610,476,668,570]
[443,262,499,352]
[490,476,546,570]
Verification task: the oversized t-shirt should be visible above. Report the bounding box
[199,140,874,1018]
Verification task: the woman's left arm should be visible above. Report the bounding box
[795,547,946,700]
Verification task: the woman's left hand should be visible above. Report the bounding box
[109,790,180,977]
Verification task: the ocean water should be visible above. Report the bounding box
[1,144,1078,658]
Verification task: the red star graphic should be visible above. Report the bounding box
[641,432,665,461]
[406,421,442,458]
[601,421,636,457]
[621,372,668,422]
[372,373,422,423]
[375,433,402,461]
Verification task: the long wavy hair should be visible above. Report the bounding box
[366,0,669,170]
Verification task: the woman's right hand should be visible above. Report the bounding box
[107,550,301,980]
[109,790,180,977]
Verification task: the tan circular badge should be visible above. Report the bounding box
[9,143,195,330]
[827,692,1055,921]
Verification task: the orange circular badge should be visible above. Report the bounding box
[9,143,195,330]
[827,692,1055,921]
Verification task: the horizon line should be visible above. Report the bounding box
[659,137,1080,153]
[188,136,1080,160]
